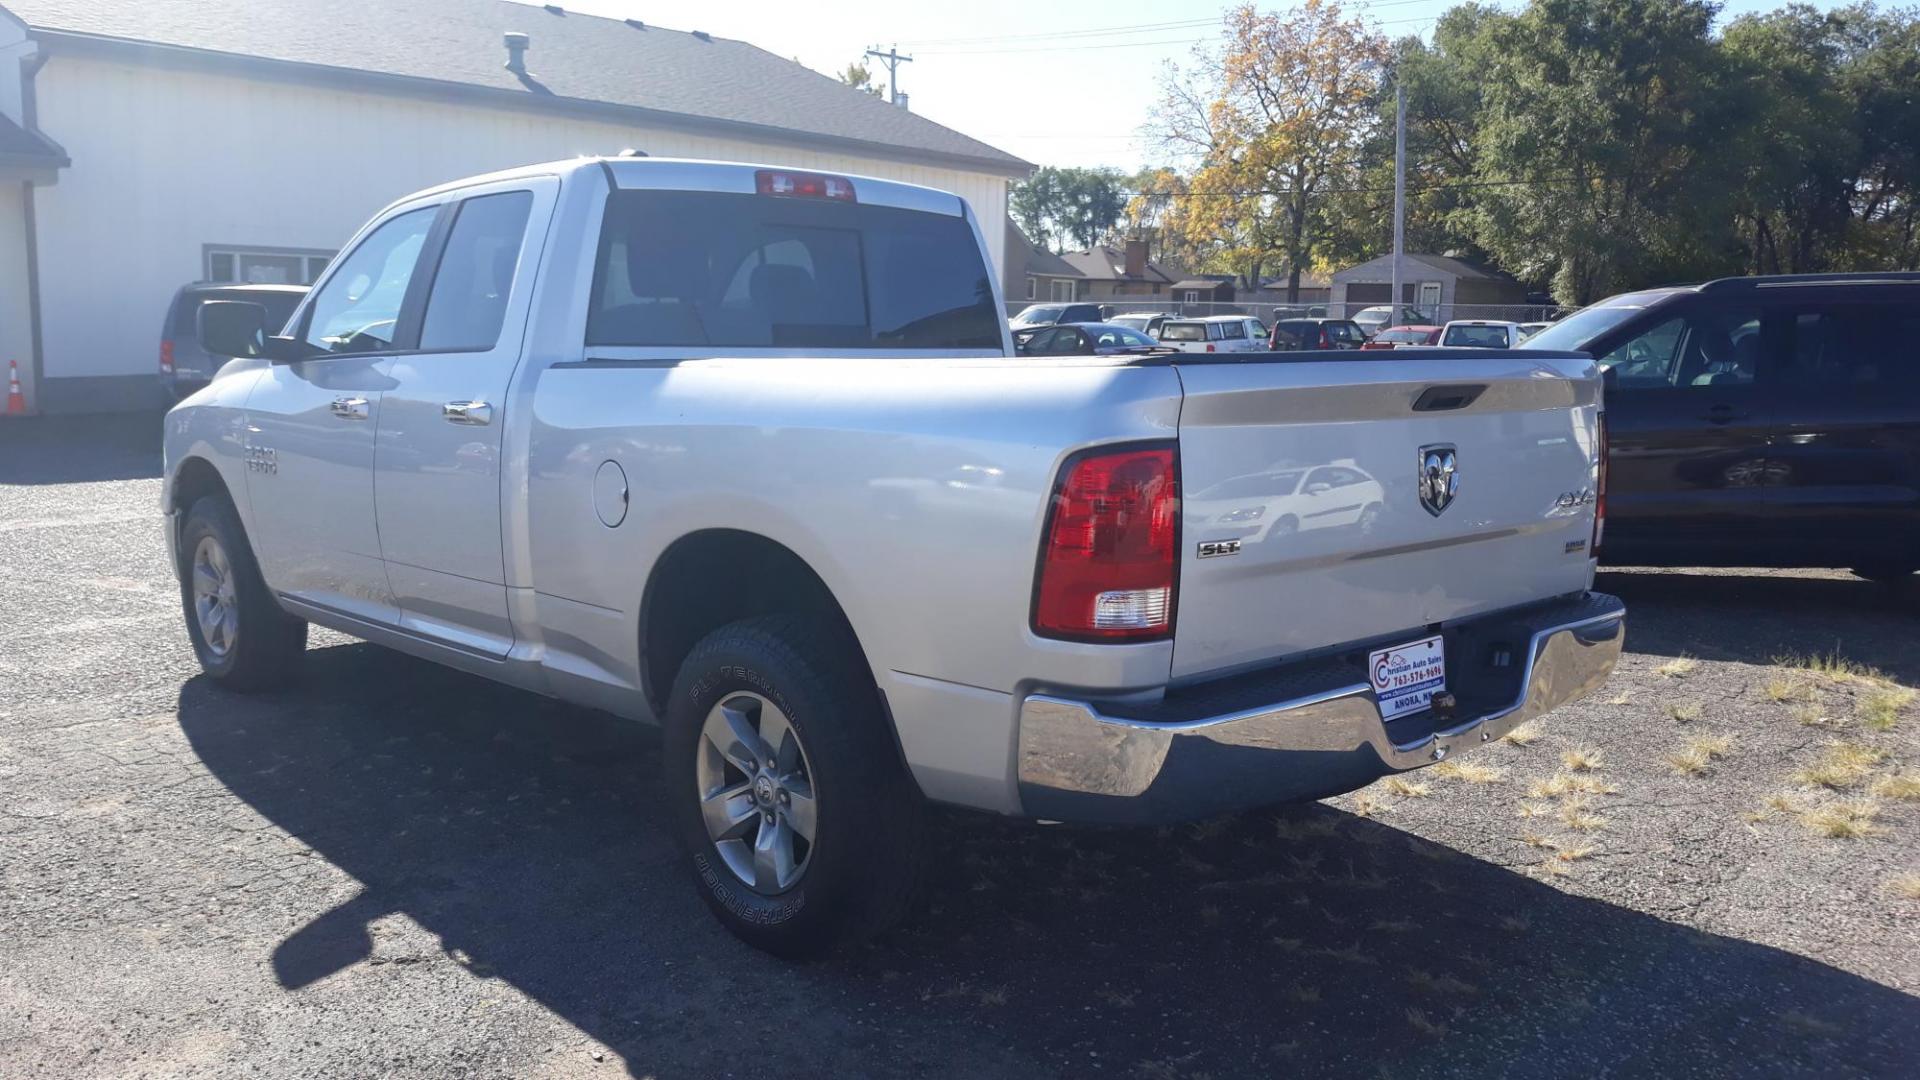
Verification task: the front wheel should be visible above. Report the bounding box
[663,615,925,958]
[177,495,307,690]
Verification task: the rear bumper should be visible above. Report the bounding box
[1015,592,1625,824]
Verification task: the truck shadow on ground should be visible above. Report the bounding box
[0,412,165,484]
[1598,569,1920,684]
[177,644,1920,1079]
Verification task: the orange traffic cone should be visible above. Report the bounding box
[4,360,25,416]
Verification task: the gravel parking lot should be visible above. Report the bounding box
[3,416,1917,1079]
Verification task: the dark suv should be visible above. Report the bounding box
[1269,318,1366,350]
[1008,302,1108,329]
[160,283,307,399]
[1522,273,1920,581]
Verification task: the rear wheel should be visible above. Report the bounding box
[178,495,307,690]
[663,614,925,958]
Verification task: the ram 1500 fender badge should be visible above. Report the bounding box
[1417,443,1458,516]
[1197,539,1241,559]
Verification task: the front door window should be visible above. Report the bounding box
[301,207,438,355]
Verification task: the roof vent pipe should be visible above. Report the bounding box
[503,32,530,75]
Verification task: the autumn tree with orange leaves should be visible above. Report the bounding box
[1149,0,1388,300]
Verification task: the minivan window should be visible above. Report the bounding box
[588,190,1001,350]
[1780,305,1920,389]
[302,206,437,355]
[1520,302,1649,351]
[1221,321,1246,339]
[1161,322,1207,342]
[1443,325,1511,348]
[420,191,534,352]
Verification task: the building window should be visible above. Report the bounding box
[1026,276,1036,300]
[1182,289,1202,303]
[1049,278,1076,302]
[205,245,335,286]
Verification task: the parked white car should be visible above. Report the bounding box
[1353,305,1431,338]
[1158,315,1267,353]
[1439,320,1526,348]
[163,156,1622,957]
[1108,311,1177,339]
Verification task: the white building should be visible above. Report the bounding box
[0,0,1029,413]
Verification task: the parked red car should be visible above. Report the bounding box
[1359,325,1443,350]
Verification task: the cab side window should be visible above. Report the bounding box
[1778,305,1920,390]
[1221,321,1246,340]
[301,206,437,355]
[419,191,534,352]
[1597,305,1761,389]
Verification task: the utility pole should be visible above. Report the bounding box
[1392,80,1407,321]
[864,45,912,107]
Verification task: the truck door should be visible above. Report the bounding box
[242,204,439,626]
[373,178,555,657]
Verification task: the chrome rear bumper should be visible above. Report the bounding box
[1016,592,1626,824]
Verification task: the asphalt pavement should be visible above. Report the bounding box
[2,414,1916,1079]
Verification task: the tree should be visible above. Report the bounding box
[1151,0,1389,301]
[1009,166,1130,252]
[838,60,883,97]
[1462,0,1748,303]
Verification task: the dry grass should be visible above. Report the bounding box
[1497,913,1531,933]
[1536,857,1570,878]
[1519,828,1555,848]
[1800,799,1886,839]
[1793,742,1887,789]
[1890,872,1920,900]
[1499,721,1546,747]
[1655,655,1700,679]
[1665,701,1703,723]
[1528,772,1617,799]
[1555,843,1597,862]
[1559,797,1609,833]
[1404,1008,1448,1038]
[977,985,1010,1007]
[1859,686,1914,731]
[1870,773,1920,801]
[1430,759,1507,784]
[1383,775,1432,798]
[1765,677,1813,704]
[1665,734,1733,776]
[1606,690,1634,706]
[1795,704,1837,727]
[1095,986,1136,1008]
[1282,983,1321,1004]
[1776,648,1884,683]
[1561,745,1605,772]
[1779,1011,1845,1038]
[1406,969,1479,996]
[1350,791,1388,818]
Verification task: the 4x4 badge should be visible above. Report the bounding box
[1418,443,1458,516]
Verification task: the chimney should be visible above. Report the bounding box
[895,92,910,111]
[1124,239,1147,279]
[503,32,530,75]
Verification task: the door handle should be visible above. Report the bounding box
[442,400,493,426]
[329,396,370,421]
[1699,404,1748,424]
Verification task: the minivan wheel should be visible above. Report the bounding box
[663,614,925,959]
[177,495,307,690]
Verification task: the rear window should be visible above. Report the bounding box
[588,190,1000,350]
[1374,328,1427,345]
[1443,324,1512,348]
[1161,322,1207,342]
[1325,322,1364,343]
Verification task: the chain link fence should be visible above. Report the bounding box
[1005,299,1574,324]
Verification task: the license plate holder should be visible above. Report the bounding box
[1369,635,1446,721]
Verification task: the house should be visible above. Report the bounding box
[1168,276,1235,304]
[1329,253,1525,322]
[1058,241,1176,300]
[0,0,1029,414]
[1004,221,1084,304]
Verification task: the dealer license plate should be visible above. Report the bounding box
[1369,635,1446,721]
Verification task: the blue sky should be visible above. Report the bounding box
[525,0,1857,172]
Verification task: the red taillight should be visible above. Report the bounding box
[1319,328,1332,347]
[1593,412,1608,550]
[1033,445,1179,641]
[754,169,856,201]
[159,339,174,374]
[1205,343,1215,352]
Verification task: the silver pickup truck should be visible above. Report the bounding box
[164,157,1624,956]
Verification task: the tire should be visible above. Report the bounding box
[1850,565,1917,585]
[663,614,926,959]
[177,494,308,691]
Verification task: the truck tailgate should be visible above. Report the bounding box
[1172,351,1601,680]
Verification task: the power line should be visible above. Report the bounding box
[863,45,913,107]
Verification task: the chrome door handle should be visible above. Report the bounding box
[442,400,493,426]
[329,396,370,421]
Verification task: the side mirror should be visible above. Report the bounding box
[1306,481,1332,495]
[198,300,303,363]
[197,301,269,360]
